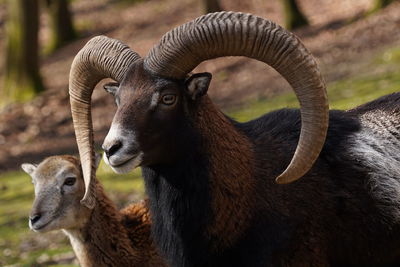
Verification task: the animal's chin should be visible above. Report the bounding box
[30,219,53,233]
[106,152,144,174]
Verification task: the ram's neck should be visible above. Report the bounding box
[143,96,255,265]
[63,183,143,267]
[194,96,256,249]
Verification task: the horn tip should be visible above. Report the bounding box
[275,173,301,184]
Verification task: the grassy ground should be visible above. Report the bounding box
[229,47,400,121]
[0,46,399,266]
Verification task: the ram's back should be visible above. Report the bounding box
[346,93,400,219]
[234,92,400,264]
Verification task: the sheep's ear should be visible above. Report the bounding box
[103,82,119,96]
[21,163,36,175]
[94,152,102,170]
[185,72,212,100]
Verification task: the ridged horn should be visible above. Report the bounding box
[145,11,329,184]
[69,36,141,208]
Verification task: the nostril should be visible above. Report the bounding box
[105,141,122,158]
[30,214,41,224]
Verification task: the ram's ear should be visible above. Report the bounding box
[103,82,119,96]
[185,72,212,100]
[21,163,36,176]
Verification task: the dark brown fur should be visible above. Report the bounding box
[194,97,256,251]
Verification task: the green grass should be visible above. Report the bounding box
[0,46,399,266]
[229,47,400,121]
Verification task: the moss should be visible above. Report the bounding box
[367,0,396,15]
[376,47,400,64]
[282,0,308,30]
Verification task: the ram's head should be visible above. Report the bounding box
[69,12,329,209]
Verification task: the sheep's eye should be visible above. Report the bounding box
[161,94,176,105]
[64,177,76,186]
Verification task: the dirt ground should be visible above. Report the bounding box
[0,0,399,172]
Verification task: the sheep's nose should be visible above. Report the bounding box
[29,214,41,225]
[103,141,123,158]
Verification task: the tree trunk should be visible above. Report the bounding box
[204,0,222,14]
[2,0,44,106]
[282,0,308,30]
[46,0,77,52]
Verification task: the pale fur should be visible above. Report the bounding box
[103,124,144,173]
[349,110,400,219]
[23,155,165,267]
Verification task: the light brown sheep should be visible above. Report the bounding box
[22,155,166,267]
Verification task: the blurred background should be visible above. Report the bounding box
[0,0,399,265]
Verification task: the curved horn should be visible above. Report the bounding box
[69,36,141,208]
[145,12,328,184]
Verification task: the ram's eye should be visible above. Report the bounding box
[64,177,76,186]
[161,94,176,105]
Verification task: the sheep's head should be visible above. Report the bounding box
[69,12,329,209]
[21,155,101,232]
[102,60,212,174]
